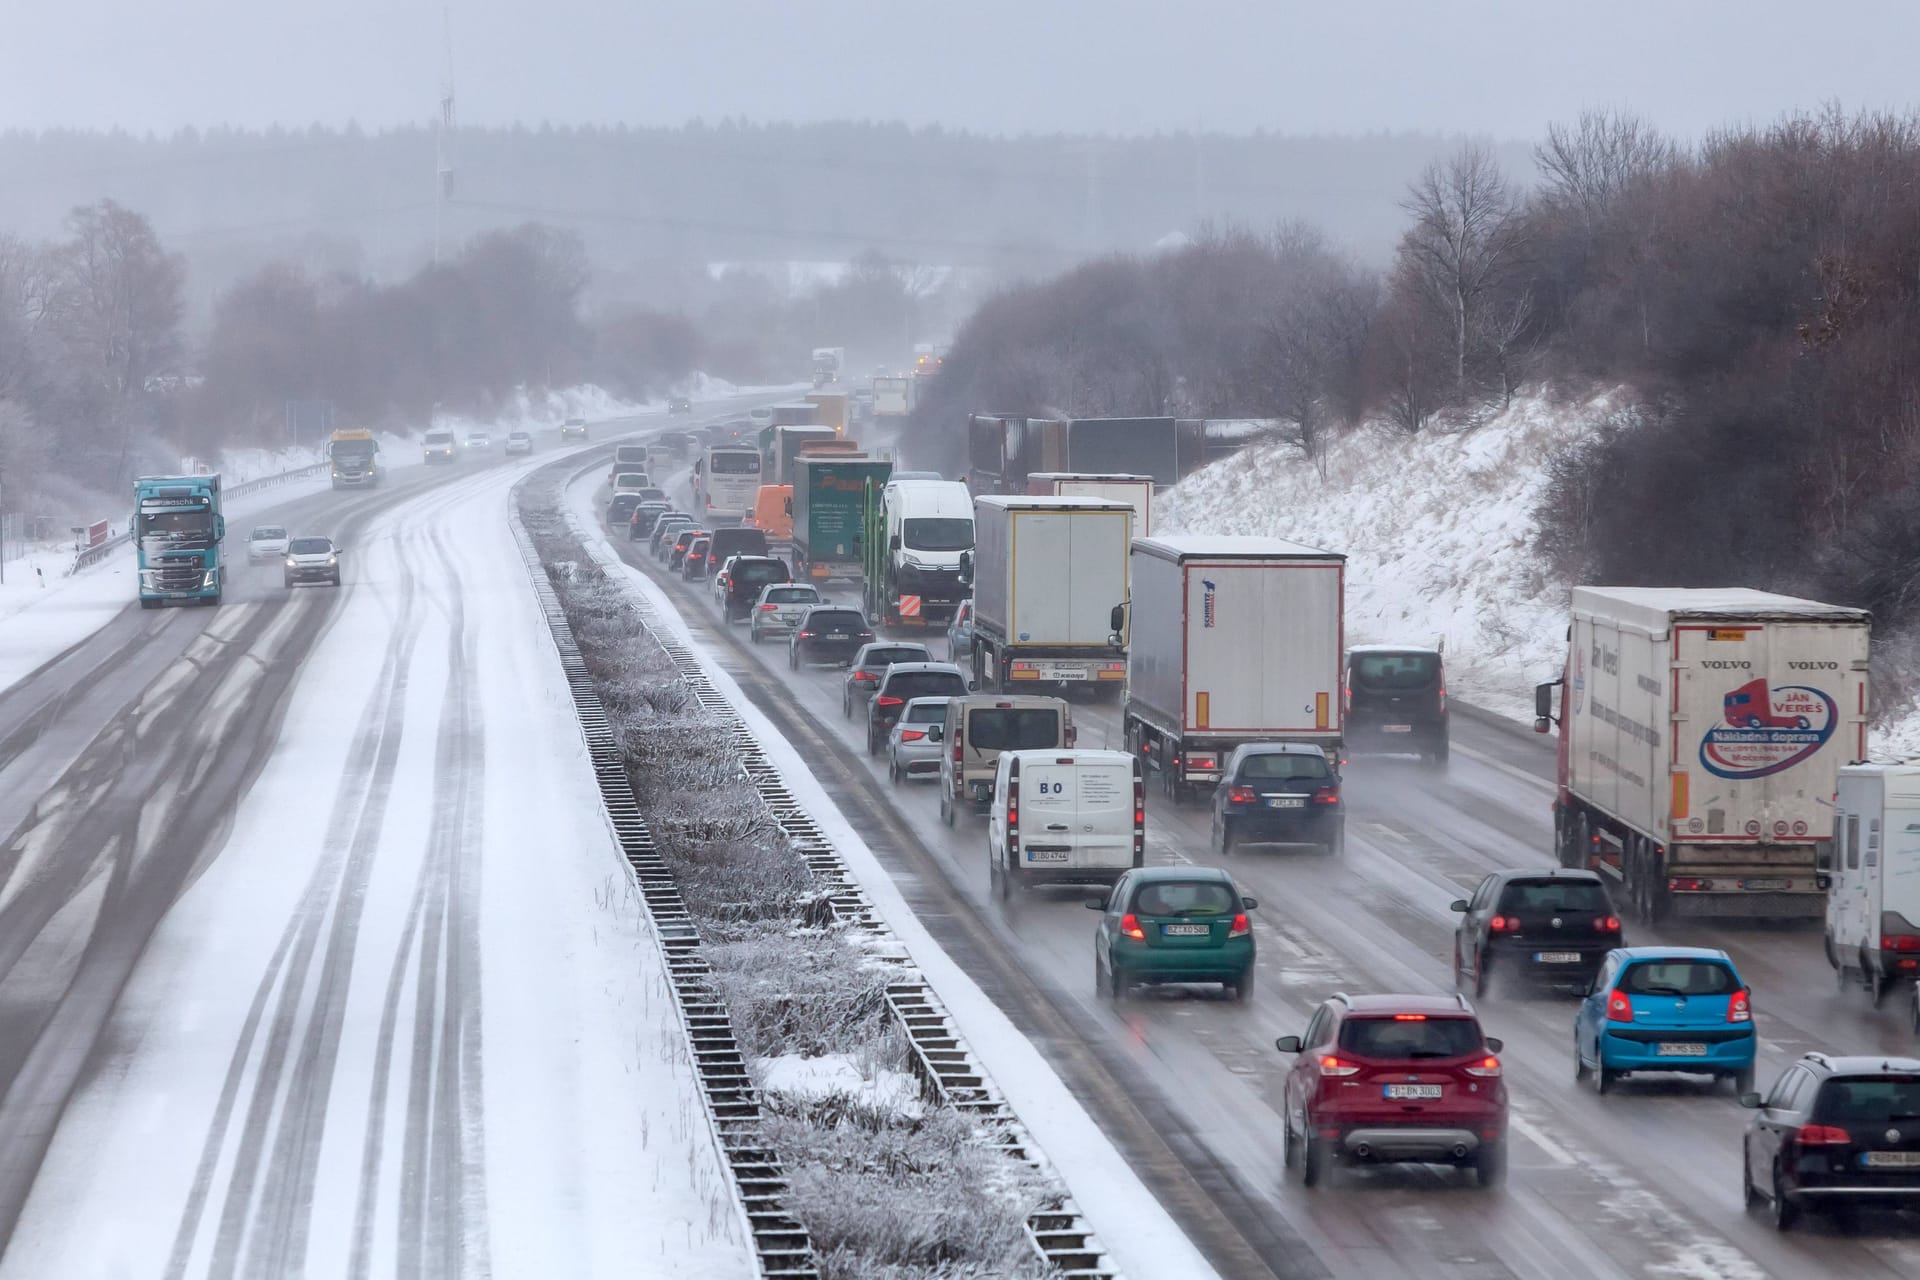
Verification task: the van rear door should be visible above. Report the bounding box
[1019,754,1134,872]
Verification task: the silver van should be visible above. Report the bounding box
[937,694,1075,826]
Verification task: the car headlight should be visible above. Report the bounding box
[327,555,338,565]
[286,556,297,567]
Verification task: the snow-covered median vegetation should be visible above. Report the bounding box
[1160,390,1620,722]
[521,508,1053,1279]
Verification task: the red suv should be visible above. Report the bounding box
[1275,992,1507,1188]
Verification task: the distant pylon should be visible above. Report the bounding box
[434,4,456,263]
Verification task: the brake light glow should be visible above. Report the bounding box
[1464,1055,1502,1078]
[1229,913,1250,937]
[760,603,778,611]
[901,729,924,742]
[1727,987,1751,1023]
[1438,678,1447,715]
[798,631,814,639]
[1489,915,1517,933]
[1318,1056,1360,1078]
[1606,990,1633,1022]
[1227,786,1256,805]
[876,695,903,708]
[1120,913,1146,940]
[1596,915,1622,932]
[1796,1124,1851,1146]
[1312,786,1340,805]
[1392,1013,1427,1021]
[1881,935,1920,952]
[1669,877,1713,892]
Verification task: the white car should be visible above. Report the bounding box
[505,430,533,456]
[283,535,344,588]
[749,583,823,643]
[710,555,738,605]
[466,431,492,449]
[247,525,290,562]
[612,471,651,497]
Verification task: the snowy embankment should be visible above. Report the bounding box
[1158,391,1620,723]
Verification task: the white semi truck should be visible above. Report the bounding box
[964,496,1132,694]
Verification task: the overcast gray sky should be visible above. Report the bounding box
[4,0,1915,139]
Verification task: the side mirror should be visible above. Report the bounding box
[215,515,227,540]
[1274,1035,1302,1054]
[1533,680,1560,725]
[1534,716,1552,735]
[967,679,979,692]
[1083,896,1107,911]
[957,550,973,585]
[926,724,944,743]
[1239,896,1258,910]
[1739,1091,1763,1109]
[1449,898,1469,912]
[889,534,901,552]
[1484,1036,1504,1053]
[1109,603,1125,633]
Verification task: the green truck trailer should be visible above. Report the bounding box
[791,455,891,583]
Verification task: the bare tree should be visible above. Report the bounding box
[1396,144,1527,394]
[1534,110,1677,231]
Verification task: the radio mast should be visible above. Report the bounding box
[433,5,456,263]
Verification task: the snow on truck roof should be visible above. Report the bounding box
[972,495,1135,511]
[1133,534,1344,561]
[1571,586,1868,628]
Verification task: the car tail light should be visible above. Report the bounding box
[1795,1124,1852,1146]
[1596,915,1622,932]
[876,695,903,708]
[1318,1056,1360,1078]
[1312,786,1340,805]
[1393,1013,1427,1021]
[1606,990,1633,1022]
[1489,915,1517,933]
[1727,988,1751,1023]
[901,729,924,742]
[1438,677,1447,715]
[1229,913,1250,938]
[760,603,778,611]
[854,672,877,684]
[1464,1055,1502,1078]
[1120,913,1146,940]
[1227,786,1256,805]
[798,631,814,639]
[1881,935,1920,952]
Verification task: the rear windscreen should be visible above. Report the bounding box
[903,700,949,724]
[1236,753,1330,781]
[708,451,760,474]
[864,647,928,668]
[884,673,968,702]
[1341,1017,1481,1059]
[733,562,787,585]
[1351,652,1441,689]
[714,531,770,556]
[1129,881,1236,917]
[766,587,817,603]
[967,708,1061,752]
[1815,1078,1920,1123]
[1499,879,1611,913]
[1618,961,1736,996]
[807,612,863,629]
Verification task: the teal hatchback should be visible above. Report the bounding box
[1088,866,1257,1000]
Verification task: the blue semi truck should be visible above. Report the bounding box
[134,474,227,607]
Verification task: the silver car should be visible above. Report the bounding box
[505,430,533,455]
[750,583,824,643]
[888,697,951,784]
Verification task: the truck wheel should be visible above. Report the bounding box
[140,597,159,610]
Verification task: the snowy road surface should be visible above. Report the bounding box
[595,461,1920,1280]
[0,433,753,1278]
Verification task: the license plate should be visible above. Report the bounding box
[1162,923,1210,937]
[1863,1151,1920,1168]
[1265,796,1306,809]
[1741,878,1788,891]
[1049,666,1090,680]
[1023,849,1068,863]
[824,632,849,638]
[1655,1042,1708,1057]
[1384,1084,1442,1100]
[1534,951,1583,964]
[1382,724,1414,733]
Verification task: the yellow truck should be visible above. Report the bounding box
[327,428,380,488]
[804,391,849,434]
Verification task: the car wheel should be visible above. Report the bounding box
[330,572,340,586]
[1230,968,1254,1001]
[842,695,850,720]
[867,727,881,757]
[1475,1140,1506,1187]
[1573,1035,1591,1082]
[1472,951,1489,999]
[1216,819,1235,854]
[1325,823,1346,856]
[282,576,293,589]
[888,759,900,786]
[1282,1109,1300,1171]
[1730,1064,1756,1096]
[940,791,952,826]
[1300,1131,1329,1189]
[994,851,1011,902]
[1593,1058,1613,1096]
[1743,1141,1764,1211]
[749,628,760,645]
[1770,1162,1799,1231]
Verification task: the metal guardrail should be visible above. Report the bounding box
[507,466,820,1280]
[550,458,1123,1279]
[66,461,331,576]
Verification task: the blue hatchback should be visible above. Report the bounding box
[1574,947,1756,1095]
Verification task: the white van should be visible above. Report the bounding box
[937,694,1075,825]
[1828,764,1920,1006]
[987,749,1142,899]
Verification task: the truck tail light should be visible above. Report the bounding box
[1607,990,1634,1022]
[1727,988,1751,1023]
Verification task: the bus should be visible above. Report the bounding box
[694,445,762,524]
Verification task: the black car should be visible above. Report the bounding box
[1742,1052,1920,1230]
[656,431,696,455]
[790,606,876,669]
[1450,868,1621,996]
[608,493,643,526]
[668,528,707,571]
[1345,646,1448,765]
[709,526,771,568]
[722,556,791,621]
[653,518,694,559]
[866,662,969,755]
[1210,743,1344,855]
[629,501,670,540]
[843,643,934,719]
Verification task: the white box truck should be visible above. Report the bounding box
[1827,764,1920,1008]
[1535,587,1870,923]
[1122,536,1346,801]
[1025,472,1155,536]
[965,496,1132,694]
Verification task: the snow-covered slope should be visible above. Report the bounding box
[1158,391,1623,722]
